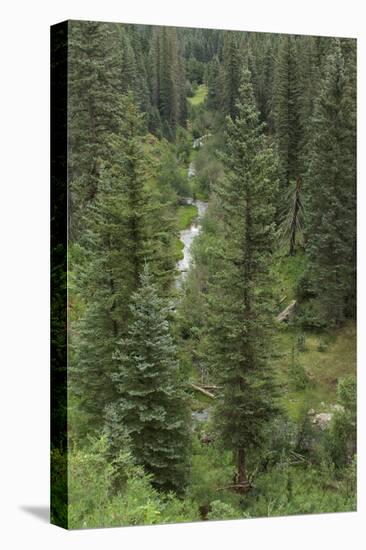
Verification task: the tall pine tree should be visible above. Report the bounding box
[272,35,302,189]
[221,31,242,118]
[70,94,176,433]
[208,68,279,488]
[304,40,356,326]
[68,21,124,237]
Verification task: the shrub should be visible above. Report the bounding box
[207,500,242,521]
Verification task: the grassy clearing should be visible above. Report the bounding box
[270,248,356,420]
[177,204,198,230]
[273,321,356,420]
[188,84,208,106]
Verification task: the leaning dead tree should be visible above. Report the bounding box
[279,176,303,255]
[189,383,216,399]
[289,176,303,255]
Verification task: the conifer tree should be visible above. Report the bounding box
[70,94,176,432]
[272,35,302,189]
[68,21,124,236]
[304,40,356,326]
[221,32,242,118]
[206,55,222,111]
[150,27,185,137]
[208,68,279,488]
[109,265,190,493]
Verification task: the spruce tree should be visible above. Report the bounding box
[208,68,279,488]
[221,32,242,118]
[68,21,124,236]
[304,40,356,326]
[109,265,190,493]
[150,27,185,137]
[70,94,176,433]
[272,35,302,189]
[206,55,222,111]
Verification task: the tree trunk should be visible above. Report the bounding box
[289,176,301,256]
[237,448,248,485]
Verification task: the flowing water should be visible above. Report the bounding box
[177,198,208,280]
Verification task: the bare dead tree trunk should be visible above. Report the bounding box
[289,176,302,256]
[237,448,248,485]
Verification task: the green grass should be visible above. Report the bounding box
[172,204,199,262]
[273,321,356,420]
[272,247,308,304]
[177,204,198,230]
[173,238,184,261]
[188,84,208,106]
[270,248,356,420]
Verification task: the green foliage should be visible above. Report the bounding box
[289,359,309,391]
[272,35,302,188]
[69,94,177,434]
[323,376,356,468]
[177,204,198,230]
[206,68,279,480]
[187,84,208,106]
[241,463,355,517]
[207,500,242,521]
[150,26,187,135]
[221,32,242,118]
[188,437,236,508]
[157,151,191,197]
[296,332,307,352]
[108,265,191,492]
[304,40,356,327]
[194,135,224,196]
[68,435,199,529]
[64,24,357,526]
[338,375,356,414]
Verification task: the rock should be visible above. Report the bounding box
[312,412,333,430]
[179,196,194,205]
[191,410,209,422]
[188,162,196,178]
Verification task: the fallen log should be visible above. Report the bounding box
[199,384,219,390]
[276,300,297,322]
[190,383,216,399]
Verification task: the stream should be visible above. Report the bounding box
[176,156,208,282]
[176,161,210,424]
[177,195,208,280]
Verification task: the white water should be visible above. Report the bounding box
[177,199,208,280]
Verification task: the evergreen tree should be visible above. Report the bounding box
[304,40,356,326]
[109,265,190,493]
[279,176,304,255]
[70,94,176,433]
[206,55,222,110]
[272,35,302,188]
[208,68,279,488]
[150,27,186,137]
[68,21,124,237]
[221,32,242,118]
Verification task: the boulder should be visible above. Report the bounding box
[312,412,333,430]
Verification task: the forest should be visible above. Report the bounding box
[52,21,356,528]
